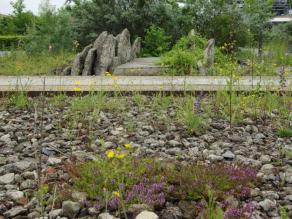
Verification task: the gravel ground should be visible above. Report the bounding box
[0,96,291,219]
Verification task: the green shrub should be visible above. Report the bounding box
[161,34,207,75]
[142,25,171,57]
[0,35,26,50]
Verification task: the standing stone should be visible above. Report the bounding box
[131,37,141,60]
[82,48,97,76]
[117,29,132,64]
[95,34,116,75]
[204,39,215,68]
[93,31,109,74]
[71,44,92,76]
[198,39,215,75]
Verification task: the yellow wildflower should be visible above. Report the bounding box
[74,87,81,92]
[116,153,126,159]
[105,72,112,76]
[111,76,119,81]
[106,150,115,159]
[74,81,81,85]
[124,143,132,149]
[113,191,120,197]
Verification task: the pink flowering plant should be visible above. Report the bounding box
[68,152,258,218]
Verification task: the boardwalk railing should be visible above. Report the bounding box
[0,76,291,92]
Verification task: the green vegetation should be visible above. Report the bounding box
[9,91,29,108]
[0,0,291,76]
[161,34,207,75]
[66,150,257,218]
[142,25,171,57]
[0,35,26,50]
[277,128,292,138]
[177,96,204,133]
[0,51,74,75]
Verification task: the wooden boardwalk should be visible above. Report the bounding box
[0,76,291,92]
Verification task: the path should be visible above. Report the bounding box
[0,76,291,92]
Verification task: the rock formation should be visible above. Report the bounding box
[64,29,141,76]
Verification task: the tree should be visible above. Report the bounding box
[67,0,187,47]
[10,0,25,15]
[244,0,274,57]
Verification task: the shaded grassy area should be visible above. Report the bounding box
[0,51,74,75]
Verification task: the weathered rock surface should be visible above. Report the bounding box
[95,34,116,75]
[117,29,132,64]
[131,37,142,60]
[82,48,97,76]
[198,38,215,75]
[62,201,81,218]
[71,44,93,76]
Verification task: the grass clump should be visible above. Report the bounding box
[49,93,68,108]
[277,128,292,138]
[177,96,204,133]
[9,92,29,108]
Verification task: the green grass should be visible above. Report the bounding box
[277,128,292,138]
[0,51,74,75]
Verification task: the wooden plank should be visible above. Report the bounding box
[0,76,291,92]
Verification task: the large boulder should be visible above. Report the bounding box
[71,44,92,76]
[95,34,116,75]
[82,48,97,76]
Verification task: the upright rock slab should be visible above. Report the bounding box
[117,28,132,64]
[204,39,215,68]
[71,44,92,76]
[95,34,116,75]
[82,48,97,76]
[198,38,215,75]
[131,37,141,60]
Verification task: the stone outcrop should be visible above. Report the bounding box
[64,29,141,76]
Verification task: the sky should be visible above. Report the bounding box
[0,0,66,15]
